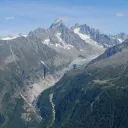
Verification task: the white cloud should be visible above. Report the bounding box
[116,12,125,17]
[5,16,15,21]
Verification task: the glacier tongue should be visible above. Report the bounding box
[21,56,98,107]
[20,55,102,122]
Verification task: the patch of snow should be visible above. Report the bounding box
[74,28,104,49]
[1,36,19,40]
[55,43,63,48]
[80,49,85,52]
[41,61,45,65]
[43,39,50,45]
[118,38,124,43]
[104,43,112,48]
[42,34,74,50]
[41,61,49,69]
[74,28,90,40]
[1,34,28,40]
[55,33,66,46]
[56,32,61,36]
[23,35,28,37]
[55,33,74,50]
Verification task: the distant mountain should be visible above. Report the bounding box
[71,23,127,48]
[29,19,105,58]
[109,33,128,43]
[89,39,128,65]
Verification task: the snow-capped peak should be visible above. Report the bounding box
[49,18,69,30]
[1,36,19,40]
[52,18,63,25]
[74,23,80,27]
[0,34,28,41]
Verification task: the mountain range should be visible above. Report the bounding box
[0,19,128,128]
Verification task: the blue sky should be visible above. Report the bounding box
[0,0,128,36]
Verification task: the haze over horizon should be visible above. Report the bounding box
[0,0,128,36]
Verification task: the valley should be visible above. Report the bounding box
[0,18,128,128]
